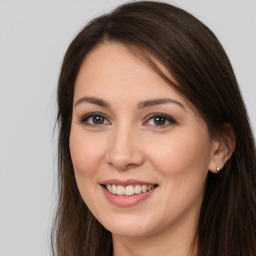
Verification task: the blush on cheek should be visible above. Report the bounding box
[148,143,187,176]
[149,135,210,178]
[71,149,98,176]
[70,132,106,178]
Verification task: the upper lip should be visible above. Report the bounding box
[100,179,158,186]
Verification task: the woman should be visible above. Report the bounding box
[52,1,256,256]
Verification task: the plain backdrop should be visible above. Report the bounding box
[0,1,255,255]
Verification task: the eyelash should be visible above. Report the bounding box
[79,112,177,128]
[143,113,177,128]
[79,112,110,127]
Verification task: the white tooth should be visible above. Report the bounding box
[106,185,112,193]
[142,185,147,193]
[112,185,117,194]
[126,185,135,196]
[109,184,155,195]
[134,185,142,194]
[117,185,125,195]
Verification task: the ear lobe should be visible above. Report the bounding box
[208,124,236,174]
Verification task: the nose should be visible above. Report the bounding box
[105,125,144,170]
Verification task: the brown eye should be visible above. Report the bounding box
[93,116,105,124]
[153,117,166,125]
[80,113,110,126]
[145,113,177,128]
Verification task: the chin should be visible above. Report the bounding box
[98,212,159,238]
[108,224,155,238]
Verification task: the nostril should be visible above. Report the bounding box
[106,152,144,170]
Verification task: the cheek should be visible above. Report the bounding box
[69,127,106,178]
[145,129,212,223]
[146,128,212,178]
[69,127,108,209]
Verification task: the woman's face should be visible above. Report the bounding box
[70,42,218,238]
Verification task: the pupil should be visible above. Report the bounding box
[154,117,165,125]
[93,116,104,124]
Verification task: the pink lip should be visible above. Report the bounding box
[101,183,158,207]
[101,179,157,186]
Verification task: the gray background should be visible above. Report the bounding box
[0,0,255,255]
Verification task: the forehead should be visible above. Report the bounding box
[74,42,197,113]
[76,43,172,94]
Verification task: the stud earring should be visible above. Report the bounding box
[216,167,220,172]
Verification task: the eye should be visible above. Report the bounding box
[144,113,177,127]
[79,112,110,126]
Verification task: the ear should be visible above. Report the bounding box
[208,124,236,174]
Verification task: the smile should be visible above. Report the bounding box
[100,179,158,207]
[105,184,156,196]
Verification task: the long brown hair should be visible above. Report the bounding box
[52,1,256,255]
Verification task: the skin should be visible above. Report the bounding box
[69,42,230,256]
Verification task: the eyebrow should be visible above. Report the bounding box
[75,97,110,108]
[74,96,184,109]
[137,98,184,109]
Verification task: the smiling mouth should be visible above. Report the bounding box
[102,184,158,196]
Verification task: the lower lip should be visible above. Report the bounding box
[101,186,157,207]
